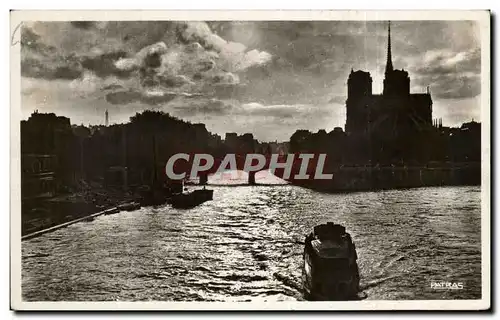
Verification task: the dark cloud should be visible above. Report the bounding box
[105,90,178,106]
[21,26,132,81]
[80,51,133,78]
[21,57,82,80]
[409,48,481,99]
[102,83,124,91]
[105,21,180,51]
[210,72,240,86]
[413,74,481,99]
[105,90,143,105]
[20,23,178,83]
[21,27,83,80]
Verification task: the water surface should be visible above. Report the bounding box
[22,183,481,301]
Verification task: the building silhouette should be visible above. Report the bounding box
[21,111,75,200]
[345,22,433,139]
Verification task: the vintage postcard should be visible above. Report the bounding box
[10,10,490,311]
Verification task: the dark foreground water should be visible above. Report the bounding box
[22,184,481,301]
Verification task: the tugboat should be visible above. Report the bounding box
[168,187,213,209]
[302,222,360,300]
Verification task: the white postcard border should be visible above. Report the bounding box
[10,9,491,311]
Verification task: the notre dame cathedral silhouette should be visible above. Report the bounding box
[345,22,433,141]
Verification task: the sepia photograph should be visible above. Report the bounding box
[10,10,490,311]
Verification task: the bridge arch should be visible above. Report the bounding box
[198,169,286,185]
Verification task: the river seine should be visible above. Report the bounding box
[22,175,481,301]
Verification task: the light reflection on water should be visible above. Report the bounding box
[22,178,481,301]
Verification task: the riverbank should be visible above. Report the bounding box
[22,186,140,236]
[22,206,120,241]
[291,163,481,193]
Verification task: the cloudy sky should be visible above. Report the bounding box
[21,20,481,141]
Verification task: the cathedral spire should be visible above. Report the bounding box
[385,21,393,75]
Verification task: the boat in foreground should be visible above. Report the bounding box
[302,222,360,300]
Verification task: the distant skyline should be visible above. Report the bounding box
[21,20,481,141]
